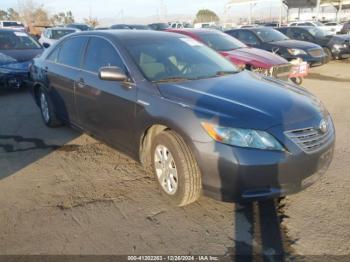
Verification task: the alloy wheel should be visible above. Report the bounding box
[154,144,178,195]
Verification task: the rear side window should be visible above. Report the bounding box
[237,31,259,45]
[47,45,60,62]
[226,30,239,38]
[83,37,125,73]
[58,37,87,68]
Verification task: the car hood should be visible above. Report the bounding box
[268,39,321,50]
[0,49,43,63]
[157,71,326,130]
[221,47,288,68]
[0,52,37,73]
[332,34,350,41]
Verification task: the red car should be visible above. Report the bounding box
[167,28,298,81]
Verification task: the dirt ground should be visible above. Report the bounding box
[0,61,349,258]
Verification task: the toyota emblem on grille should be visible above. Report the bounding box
[319,119,328,134]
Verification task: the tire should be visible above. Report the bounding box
[151,131,202,206]
[323,48,333,61]
[38,87,62,127]
[290,77,303,85]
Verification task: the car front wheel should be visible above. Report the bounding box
[151,131,202,206]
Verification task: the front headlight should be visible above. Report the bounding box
[202,122,285,151]
[333,43,347,49]
[288,48,307,56]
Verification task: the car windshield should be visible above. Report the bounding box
[124,37,239,82]
[150,23,169,30]
[198,32,247,51]
[0,31,41,50]
[3,21,24,27]
[306,27,327,38]
[314,21,325,26]
[130,25,151,30]
[111,24,131,29]
[51,29,75,39]
[67,24,90,31]
[253,28,289,42]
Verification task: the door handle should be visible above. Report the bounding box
[77,78,85,88]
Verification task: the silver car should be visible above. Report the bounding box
[39,27,80,48]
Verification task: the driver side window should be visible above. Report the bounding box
[238,31,259,46]
[83,37,125,74]
[291,29,313,41]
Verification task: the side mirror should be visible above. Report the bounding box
[43,43,50,48]
[98,66,128,81]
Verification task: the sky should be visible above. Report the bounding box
[1,0,285,23]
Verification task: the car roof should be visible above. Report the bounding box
[66,30,184,41]
[49,27,79,31]
[0,28,27,33]
[168,28,219,34]
[279,26,313,29]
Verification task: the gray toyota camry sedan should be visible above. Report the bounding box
[30,30,335,206]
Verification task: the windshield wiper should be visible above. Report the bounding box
[215,70,239,76]
[153,77,190,83]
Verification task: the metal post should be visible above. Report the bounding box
[315,0,321,21]
[279,0,283,26]
[337,1,343,23]
[249,2,252,25]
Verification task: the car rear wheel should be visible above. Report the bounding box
[39,87,62,127]
[151,131,202,206]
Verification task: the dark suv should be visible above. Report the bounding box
[226,27,328,66]
[30,31,335,206]
[277,26,350,59]
[340,21,350,34]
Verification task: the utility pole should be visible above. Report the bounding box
[279,0,283,26]
[315,0,321,21]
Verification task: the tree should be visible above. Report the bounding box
[0,10,8,20]
[17,0,51,35]
[194,9,220,23]
[0,8,20,20]
[84,17,99,28]
[7,8,20,20]
[51,11,75,25]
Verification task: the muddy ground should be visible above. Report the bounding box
[0,61,349,258]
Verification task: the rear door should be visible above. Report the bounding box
[237,30,261,49]
[289,28,315,43]
[44,36,88,123]
[75,36,137,152]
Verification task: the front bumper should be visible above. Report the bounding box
[0,72,31,89]
[283,54,328,67]
[192,122,335,202]
[332,46,350,59]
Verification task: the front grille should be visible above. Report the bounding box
[284,117,334,154]
[271,64,292,78]
[308,48,324,58]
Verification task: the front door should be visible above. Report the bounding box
[75,36,137,152]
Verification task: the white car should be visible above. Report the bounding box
[323,22,343,34]
[0,21,26,31]
[288,20,339,35]
[39,27,80,48]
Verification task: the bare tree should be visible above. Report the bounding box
[17,0,50,35]
[194,9,220,23]
[0,8,20,20]
[84,17,99,28]
[51,11,75,26]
